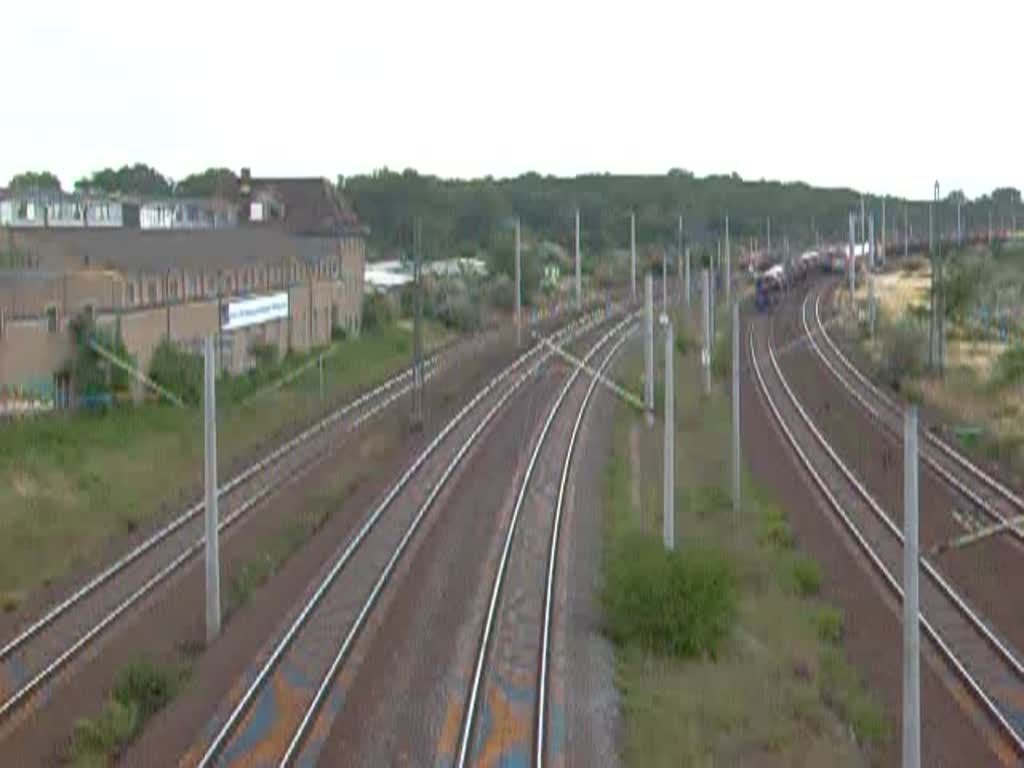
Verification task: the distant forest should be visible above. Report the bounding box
[8,165,1022,260]
[341,169,1024,260]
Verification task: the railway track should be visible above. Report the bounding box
[186,309,628,767]
[0,351,453,732]
[807,283,1024,548]
[454,314,633,768]
[749,308,1024,758]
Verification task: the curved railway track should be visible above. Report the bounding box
[454,315,633,768]
[808,283,1024,548]
[0,352,446,730]
[749,305,1024,758]
[187,309,628,767]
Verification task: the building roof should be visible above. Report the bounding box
[6,229,337,274]
[245,177,363,236]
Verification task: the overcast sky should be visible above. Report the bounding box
[4,1,1020,200]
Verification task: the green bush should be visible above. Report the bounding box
[784,555,822,597]
[878,318,926,391]
[604,531,736,659]
[362,292,397,331]
[815,607,844,646]
[675,330,696,357]
[72,658,186,763]
[993,344,1024,387]
[249,341,278,370]
[148,340,203,405]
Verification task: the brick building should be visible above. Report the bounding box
[0,173,366,409]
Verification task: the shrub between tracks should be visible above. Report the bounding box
[604,530,736,659]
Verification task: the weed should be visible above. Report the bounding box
[0,591,23,613]
[784,555,822,597]
[759,506,793,550]
[71,658,187,764]
[819,647,890,747]
[815,607,844,646]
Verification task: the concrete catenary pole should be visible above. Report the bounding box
[903,405,921,768]
[702,268,711,395]
[575,209,582,310]
[860,195,866,249]
[630,211,637,301]
[203,336,221,644]
[848,212,857,301]
[711,246,717,345]
[732,299,741,513]
[644,273,655,420]
[724,214,731,303]
[515,216,522,347]
[663,320,675,550]
[869,214,876,270]
[684,247,691,307]
[412,219,424,425]
[318,354,324,405]
[662,251,667,309]
[868,275,877,337]
[677,215,684,304]
[957,196,963,244]
[904,205,909,260]
[881,198,887,264]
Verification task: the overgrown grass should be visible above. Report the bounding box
[604,302,889,765]
[70,657,188,766]
[0,322,450,598]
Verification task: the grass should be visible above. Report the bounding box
[603,302,889,766]
[0,321,450,598]
[70,657,189,766]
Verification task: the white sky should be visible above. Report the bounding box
[3,0,1021,200]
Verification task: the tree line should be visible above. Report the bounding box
[8,165,1021,258]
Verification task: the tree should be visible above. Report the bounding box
[74,164,173,197]
[8,171,61,193]
[176,168,238,198]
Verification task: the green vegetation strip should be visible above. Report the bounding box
[0,322,448,603]
[603,306,889,766]
[71,657,189,767]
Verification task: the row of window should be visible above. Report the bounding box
[120,259,344,307]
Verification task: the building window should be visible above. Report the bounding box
[147,282,157,304]
[46,305,58,332]
[83,303,95,322]
[168,279,178,301]
[250,202,264,222]
[127,282,135,305]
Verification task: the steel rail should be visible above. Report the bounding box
[0,364,436,723]
[799,291,1020,541]
[454,315,634,768]
[751,319,1024,755]
[535,327,632,767]
[196,310,611,767]
[814,288,1024,514]
[278,314,631,765]
[0,354,439,666]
